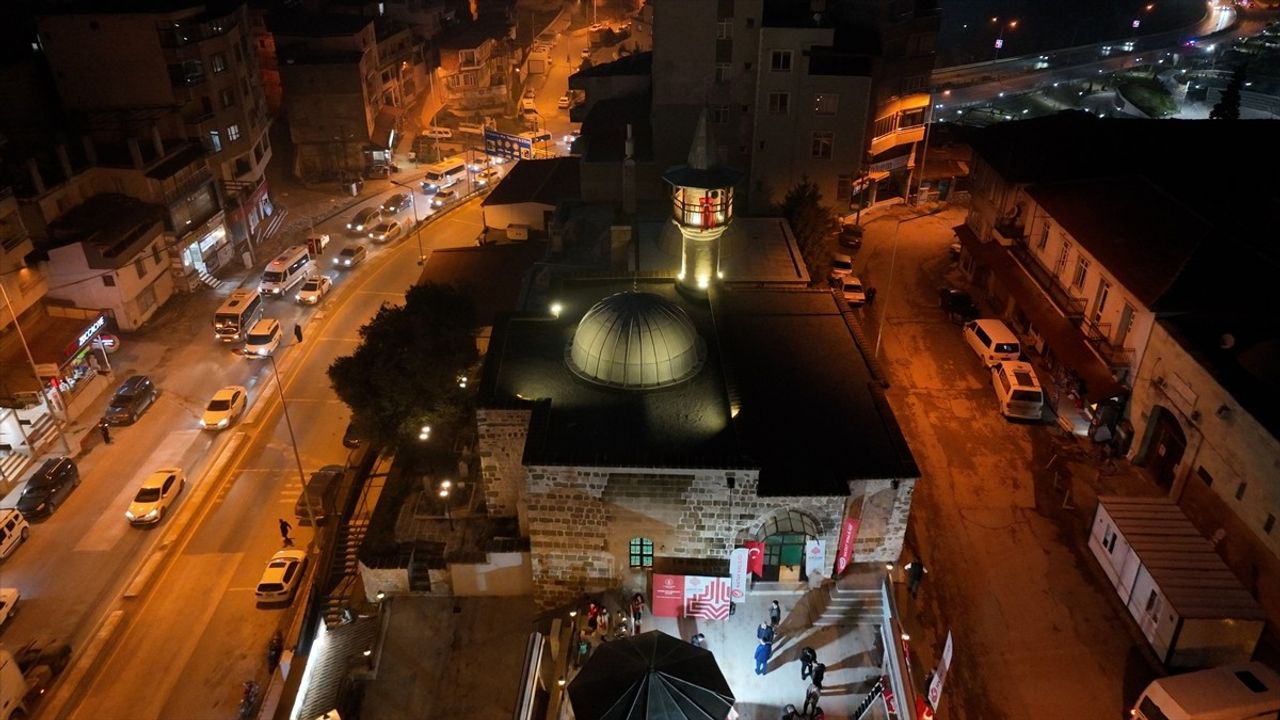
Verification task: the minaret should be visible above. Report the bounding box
[662,111,742,296]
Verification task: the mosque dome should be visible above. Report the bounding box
[568,291,704,389]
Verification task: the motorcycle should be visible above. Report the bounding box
[239,680,259,719]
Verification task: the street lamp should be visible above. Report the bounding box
[267,331,318,536]
[991,17,1018,61]
[873,210,944,359]
[438,478,454,530]
[388,178,426,265]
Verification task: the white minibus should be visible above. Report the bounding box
[259,245,315,298]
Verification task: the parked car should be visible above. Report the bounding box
[523,87,536,99]
[16,457,79,519]
[104,375,158,425]
[431,189,457,208]
[422,126,453,139]
[580,46,591,58]
[837,223,863,250]
[367,220,403,243]
[342,421,363,449]
[334,244,367,268]
[382,193,412,214]
[563,129,582,145]
[347,206,382,234]
[558,94,571,109]
[296,274,332,305]
[125,468,185,525]
[255,548,308,604]
[200,385,247,429]
[841,276,868,306]
[0,587,18,629]
[0,509,30,560]
[295,465,344,526]
[963,319,1022,367]
[991,360,1045,420]
[244,319,282,358]
[828,253,854,284]
[938,286,979,323]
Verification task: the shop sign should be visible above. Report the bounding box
[804,539,826,578]
[651,573,733,620]
[835,516,860,575]
[66,314,107,360]
[728,548,749,601]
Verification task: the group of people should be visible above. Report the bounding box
[753,600,783,675]
[574,593,646,669]
[778,647,828,719]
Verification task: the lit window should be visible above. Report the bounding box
[211,53,227,74]
[811,131,833,159]
[768,92,789,114]
[228,124,241,142]
[629,537,654,568]
[220,88,235,108]
[208,129,222,152]
[770,50,792,72]
[814,93,838,115]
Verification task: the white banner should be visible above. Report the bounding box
[927,631,954,708]
[804,539,826,578]
[728,548,749,601]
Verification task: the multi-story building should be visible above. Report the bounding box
[436,19,512,117]
[37,0,275,258]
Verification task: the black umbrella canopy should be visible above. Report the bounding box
[568,631,735,720]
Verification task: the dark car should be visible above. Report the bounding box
[837,223,863,250]
[104,375,158,425]
[342,421,363,449]
[16,458,79,518]
[939,286,979,323]
[295,465,344,526]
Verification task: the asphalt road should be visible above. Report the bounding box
[11,178,489,719]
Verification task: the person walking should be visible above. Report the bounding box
[799,646,817,680]
[769,600,782,628]
[753,638,772,675]
[98,419,112,445]
[802,682,822,718]
[630,593,645,633]
[811,662,826,689]
[587,599,600,633]
[574,631,591,669]
[278,518,293,545]
[690,632,706,649]
[905,556,928,599]
[756,622,775,644]
[598,607,611,636]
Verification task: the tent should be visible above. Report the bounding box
[567,630,735,720]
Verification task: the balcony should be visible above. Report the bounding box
[160,164,214,206]
[1009,236,1087,320]
[992,220,1025,245]
[1079,319,1135,372]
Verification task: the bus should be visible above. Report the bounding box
[213,289,263,342]
[422,158,467,194]
[259,245,315,298]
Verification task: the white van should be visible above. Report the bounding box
[423,126,453,139]
[0,509,31,560]
[963,319,1021,367]
[991,361,1044,420]
[259,245,315,298]
[422,158,467,193]
[1132,663,1280,720]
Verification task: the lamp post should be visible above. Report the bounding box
[873,210,943,358]
[991,17,1018,61]
[438,478,454,531]
[267,329,318,538]
[388,178,426,265]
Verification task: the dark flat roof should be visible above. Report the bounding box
[268,11,371,37]
[571,51,652,78]
[417,241,547,328]
[46,193,165,269]
[482,157,579,207]
[437,20,510,49]
[580,93,654,163]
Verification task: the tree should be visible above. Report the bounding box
[1210,65,1246,120]
[777,177,839,284]
[328,282,478,447]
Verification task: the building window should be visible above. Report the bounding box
[1072,256,1090,289]
[228,124,241,142]
[811,131,833,159]
[151,244,162,265]
[746,17,755,28]
[208,129,222,153]
[1144,590,1159,617]
[813,93,838,115]
[901,74,929,93]
[836,174,852,201]
[102,274,116,287]
[1267,514,1277,534]
[710,105,730,124]
[1197,466,1213,486]
[136,284,157,314]
[1037,222,1051,250]
[220,87,235,108]
[629,537,654,568]
[1102,526,1117,553]
[715,63,732,83]
[767,92,789,114]
[1237,482,1248,500]
[135,258,147,279]
[211,53,227,74]
[770,50,792,72]
[899,107,926,128]
[744,61,753,71]
[716,20,732,39]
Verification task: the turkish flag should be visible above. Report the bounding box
[744,541,765,576]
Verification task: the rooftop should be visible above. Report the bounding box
[437,19,511,50]
[570,51,652,78]
[416,241,548,329]
[481,157,580,208]
[267,10,372,38]
[578,93,654,163]
[637,218,810,286]
[45,193,165,269]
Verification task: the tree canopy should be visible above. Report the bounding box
[328,282,478,447]
[777,177,839,283]
[1210,65,1247,121]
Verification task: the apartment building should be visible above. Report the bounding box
[436,19,513,117]
[37,0,274,256]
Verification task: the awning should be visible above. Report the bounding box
[0,311,108,374]
[957,226,1127,403]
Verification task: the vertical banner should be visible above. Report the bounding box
[804,539,826,578]
[835,517,860,576]
[744,540,765,576]
[652,574,686,617]
[927,631,954,709]
[728,548,749,602]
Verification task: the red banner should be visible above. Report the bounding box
[744,541,765,576]
[834,517,860,575]
[652,574,685,617]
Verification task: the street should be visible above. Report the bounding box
[2,172,489,719]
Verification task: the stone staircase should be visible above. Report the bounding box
[196,270,224,290]
[320,519,368,627]
[0,449,33,487]
[814,575,883,627]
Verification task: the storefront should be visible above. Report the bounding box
[0,309,115,423]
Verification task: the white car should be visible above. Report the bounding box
[200,385,247,430]
[0,587,18,629]
[296,274,332,305]
[334,244,367,268]
[581,47,591,59]
[841,276,867,306]
[829,253,854,280]
[125,468,185,525]
[367,220,403,243]
[244,319,282,358]
[475,168,500,186]
[558,94,571,109]
[431,189,457,208]
[256,548,308,604]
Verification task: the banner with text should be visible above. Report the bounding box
[651,573,733,620]
[728,548,749,602]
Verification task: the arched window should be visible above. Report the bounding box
[629,537,654,568]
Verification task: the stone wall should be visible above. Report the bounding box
[476,408,532,528]
[523,465,917,609]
